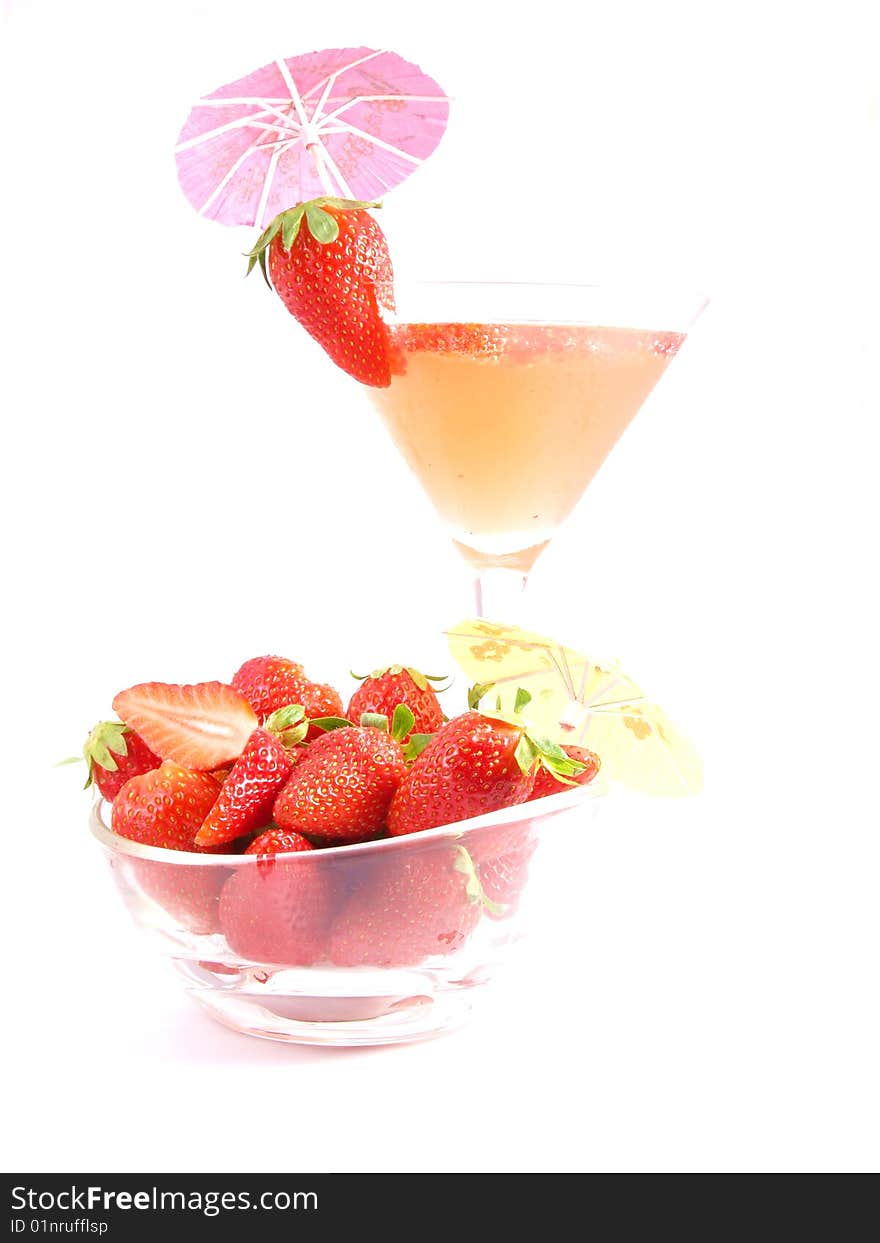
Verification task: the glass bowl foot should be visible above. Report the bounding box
[175,960,479,1046]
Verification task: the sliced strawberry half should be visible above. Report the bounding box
[112,681,258,770]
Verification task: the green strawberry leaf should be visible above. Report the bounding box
[514,733,540,776]
[360,712,390,732]
[83,721,130,771]
[308,716,353,733]
[531,736,570,764]
[90,743,119,771]
[390,703,416,742]
[454,845,483,903]
[403,732,434,762]
[468,682,495,710]
[529,735,588,784]
[244,196,381,281]
[244,213,287,284]
[305,204,339,244]
[244,215,282,258]
[514,687,532,714]
[79,720,132,789]
[258,248,270,288]
[352,665,449,694]
[281,205,305,250]
[404,667,451,692]
[56,754,89,789]
[454,845,506,916]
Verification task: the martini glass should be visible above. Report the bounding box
[364,282,708,620]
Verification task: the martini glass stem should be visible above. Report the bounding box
[474,567,528,621]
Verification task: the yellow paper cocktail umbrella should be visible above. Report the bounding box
[445,619,702,797]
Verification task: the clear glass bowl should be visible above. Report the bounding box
[90,783,605,1047]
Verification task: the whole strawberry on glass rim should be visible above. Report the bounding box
[246,196,395,387]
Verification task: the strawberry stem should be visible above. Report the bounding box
[264,704,308,748]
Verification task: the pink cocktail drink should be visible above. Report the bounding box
[369,322,684,574]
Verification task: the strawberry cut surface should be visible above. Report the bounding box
[112,681,258,770]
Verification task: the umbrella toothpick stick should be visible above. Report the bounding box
[276,56,336,197]
[304,133,336,197]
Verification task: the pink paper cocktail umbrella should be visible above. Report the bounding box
[175,46,449,228]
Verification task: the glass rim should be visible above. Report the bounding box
[400,278,709,294]
[89,780,607,867]
[386,281,710,330]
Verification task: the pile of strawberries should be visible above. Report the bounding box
[82,655,600,967]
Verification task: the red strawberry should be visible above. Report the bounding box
[112,761,220,850]
[347,665,445,740]
[531,744,601,799]
[273,724,406,844]
[112,761,225,933]
[231,655,305,719]
[112,681,258,770]
[468,824,538,920]
[231,655,344,739]
[81,721,160,802]
[219,834,334,966]
[194,727,302,849]
[247,197,394,387]
[329,845,484,967]
[130,857,228,936]
[245,827,315,858]
[298,683,346,740]
[387,709,587,837]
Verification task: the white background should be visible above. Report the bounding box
[2,0,878,1173]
